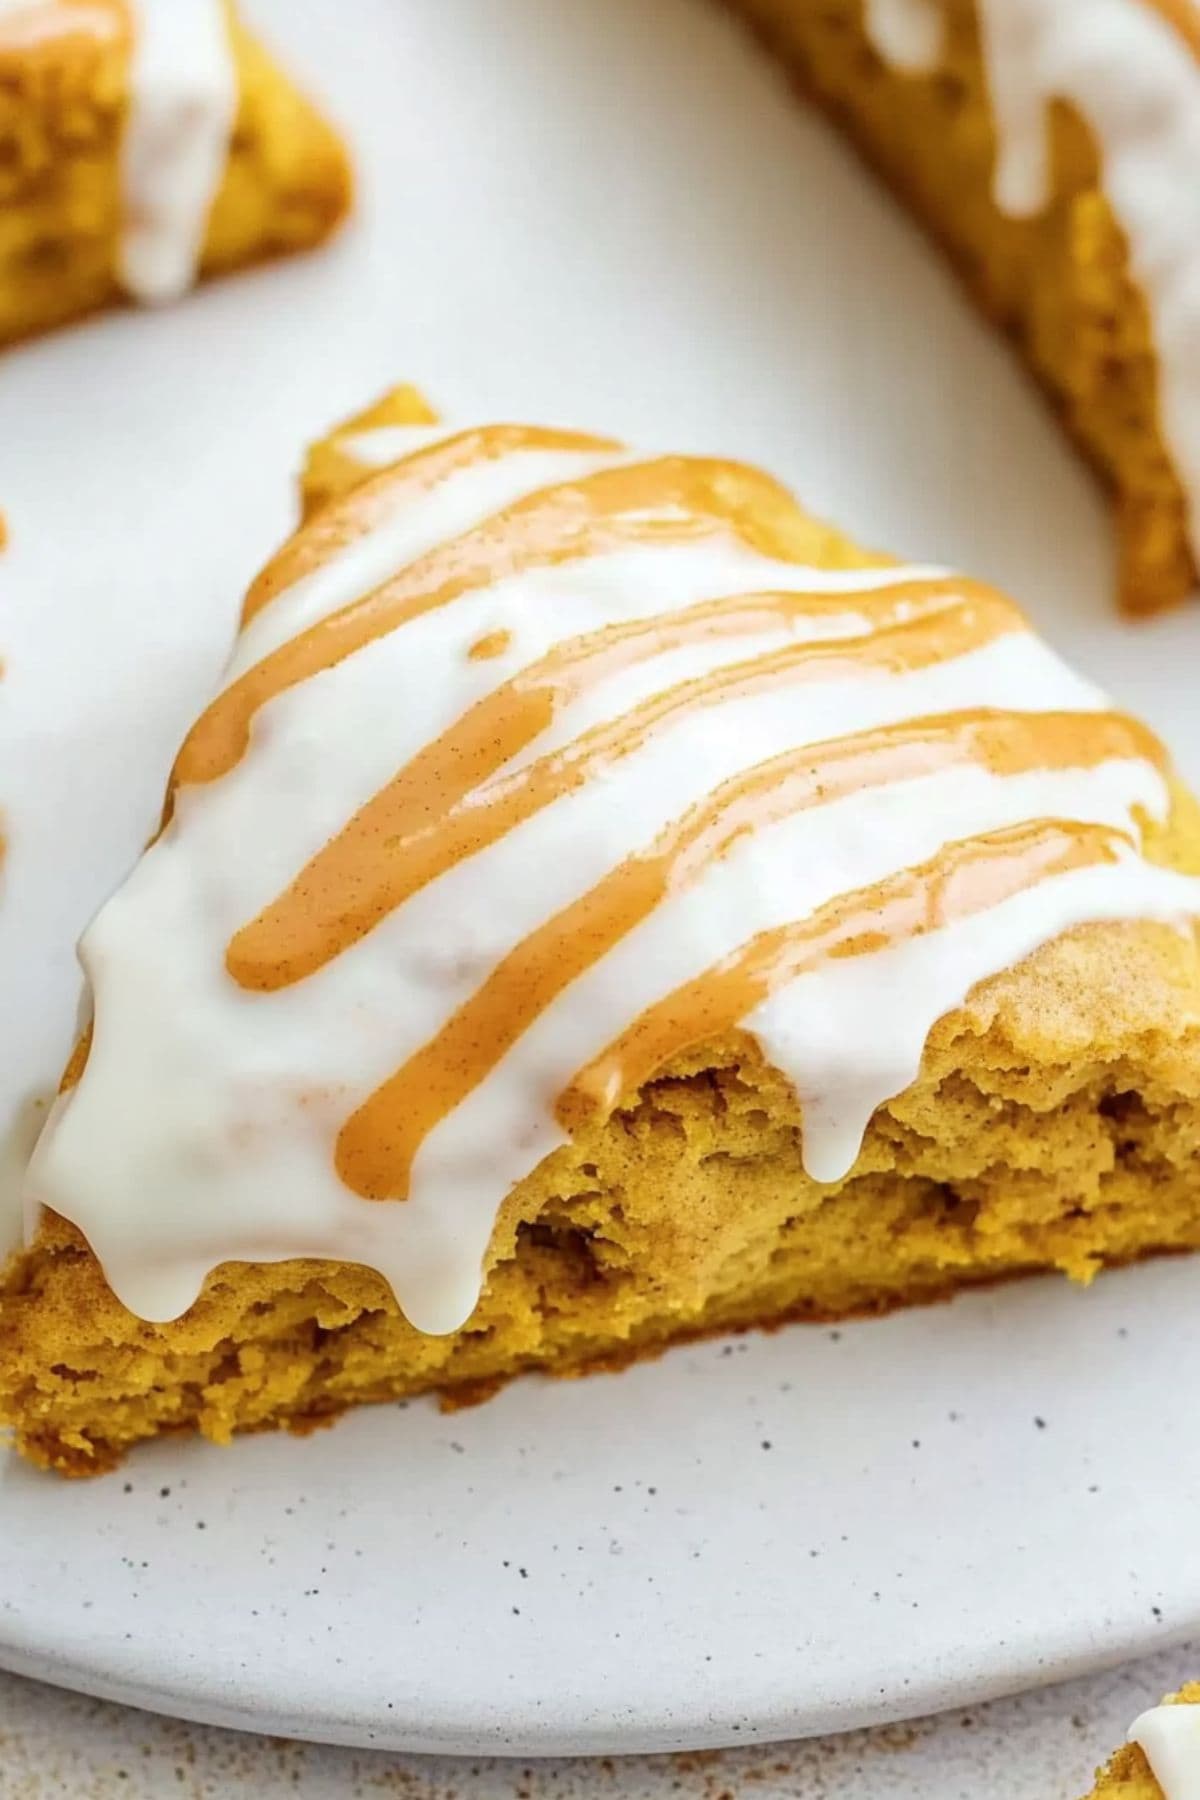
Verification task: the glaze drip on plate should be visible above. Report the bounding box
[1131,1703,1200,1799]
[864,0,1200,565]
[25,415,1200,1334]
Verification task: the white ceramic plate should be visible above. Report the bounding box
[2,0,1200,1756]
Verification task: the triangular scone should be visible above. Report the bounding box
[726,0,1200,615]
[6,389,1200,1476]
[1083,1685,1200,1798]
[0,0,350,347]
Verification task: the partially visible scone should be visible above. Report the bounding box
[0,0,350,346]
[725,0,1200,615]
[1084,1685,1200,1798]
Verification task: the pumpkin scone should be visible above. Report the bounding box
[723,0,1200,615]
[5,386,1200,1476]
[1083,1686,1200,1798]
[0,0,350,347]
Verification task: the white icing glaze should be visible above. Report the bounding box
[1131,1702,1200,1799]
[24,419,1200,1335]
[864,0,1200,565]
[233,443,636,673]
[118,0,237,305]
[336,425,461,468]
[0,486,242,1266]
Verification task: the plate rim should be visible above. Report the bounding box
[1,1581,1193,1756]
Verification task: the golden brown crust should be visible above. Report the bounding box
[723,0,1197,616]
[0,1,350,348]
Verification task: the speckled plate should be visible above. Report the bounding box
[2,0,1200,1758]
[3,1265,1200,1753]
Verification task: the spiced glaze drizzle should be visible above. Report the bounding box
[26,413,1200,1331]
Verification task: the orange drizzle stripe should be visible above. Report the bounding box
[60,1019,93,1094]
[556,817,1132,1141]
[332,724,1151,1202]
[245,424,622,626]
[171,456,849,795]
[227,583,1015,992]
[468,630,513,661]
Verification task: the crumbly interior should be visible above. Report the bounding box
[0,6,350,347]
[1088,1743,1164,1799]
[5,771,1200,1476]
[1083,1685,1200,1798]
[724,0,1196,615]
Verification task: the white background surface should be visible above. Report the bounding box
[4,0,1200,1775]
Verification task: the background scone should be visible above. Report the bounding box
[4,388,1200,1476]
[725,0,1200,616]
[1084,1686,1200,1798]
[0,0,350,346]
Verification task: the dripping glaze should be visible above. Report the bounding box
[118,0,237,303]
[24,415,1200,1334]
